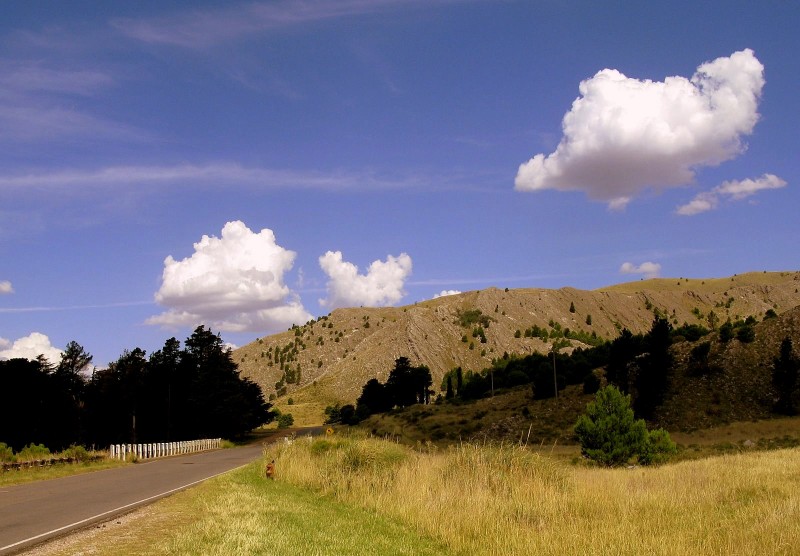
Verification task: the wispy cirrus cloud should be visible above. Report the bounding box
[112,0,472,48]
[0,59,143,143]
[0,61,114,96]
[0,300,152,314]
[0,105,145,143]
[0,163,454,192]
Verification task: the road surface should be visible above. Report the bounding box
[0,442,268,554]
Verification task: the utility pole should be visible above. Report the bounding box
[552,349,558,399]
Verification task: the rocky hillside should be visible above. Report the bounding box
[662,303,800,430]
[234,271,800,404]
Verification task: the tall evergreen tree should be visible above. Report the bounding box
[55,340,92,400]
[773,337,798,415]
[385,357,433,408]
[634,317,673,419]
[356,378,391,416]
[148,337,182,441]
[51,341,92,448]
[179,325,270,439]
[0,358,62,450]
[606,329,641,394]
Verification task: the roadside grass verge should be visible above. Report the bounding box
[0,458,128,487]
[28,461,451,556]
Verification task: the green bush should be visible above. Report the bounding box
[719,321,733,343]
[17,443,51,462]
[324,404,342,424]
[0,442,14,463]
[639,428,677,465]
[737,325,755,343]
[277,413,295,429]
[574,385,675,466]
[62,445,91,462]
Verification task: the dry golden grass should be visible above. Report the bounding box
[270,399,327,427]
[670,416,800,446]
[267,433,800,555]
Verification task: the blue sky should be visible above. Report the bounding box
[1,0,798,367]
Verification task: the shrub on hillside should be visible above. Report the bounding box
[688,341,712,376]
[736,325,755,343]
[277,413,295,429]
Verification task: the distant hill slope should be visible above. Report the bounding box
[662,303,800,430]
[234,271,800,405]
[360,303,800,444]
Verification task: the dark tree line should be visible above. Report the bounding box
[773,337,799,415]
[357,356,433,418]
[0,326,272,451]
[442,312,800,423]
[438,317,676,420]
[325,357,433,425]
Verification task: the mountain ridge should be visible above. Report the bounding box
[234,271,800,404]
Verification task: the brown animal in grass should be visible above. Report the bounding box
[265,460,275,479]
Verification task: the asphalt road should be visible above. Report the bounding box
[0,442,268,555]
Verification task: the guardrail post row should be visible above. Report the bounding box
[108,437,222,461]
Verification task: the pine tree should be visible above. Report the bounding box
[773,337,799,415]
[634,317,672,419]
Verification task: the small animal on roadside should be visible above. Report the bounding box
[265,460,275,479]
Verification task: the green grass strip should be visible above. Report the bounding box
[33,461,453,556]
[156,462,452,555]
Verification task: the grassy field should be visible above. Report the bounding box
[266,434,800,555]
[27,433,800,555]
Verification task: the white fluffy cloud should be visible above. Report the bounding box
[0,280,12,294]
[515,49,765,208]
[433,289,462,299]
[319,251,412,309]
[147,221,312,332]
[620,262,662,279]
[676,173,787,215]
[0,332,62,363]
